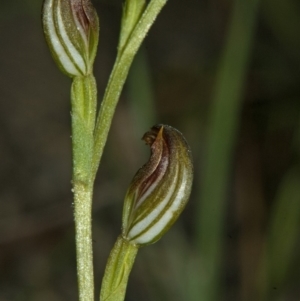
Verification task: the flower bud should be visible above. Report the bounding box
[122,125,193,246]
[42,0,99,77]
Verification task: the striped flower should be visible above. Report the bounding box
[122,124,193,246]
[42,0,99,77]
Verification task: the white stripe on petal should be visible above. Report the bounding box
[43,0,83,76]
[134,157,169,210]
[133,168,188,245]
[56,1,87,74]
[127,165,179,239]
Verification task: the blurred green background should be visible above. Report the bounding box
[1,0,300,300]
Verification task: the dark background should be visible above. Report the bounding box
[1,0,300,300]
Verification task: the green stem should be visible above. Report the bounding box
[71,74,97,301]
[71,75,97,183]
[73,182,94,301]
[91,0,167,180]
[100,236,139,301]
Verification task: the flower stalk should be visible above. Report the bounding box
[42,1,172,301]
[71,74,97,301]
[100,236,139,301]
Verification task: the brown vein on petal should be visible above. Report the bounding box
[71,0,90,34]
[124,127,169,233]
[129,126,164,198]
[54,0,84,75]
[129,162,181,241]
[129,125,192,240]
[131,137,182,229]
[137,132,169,202]
[82,0,98,29]
[122,124,193,245]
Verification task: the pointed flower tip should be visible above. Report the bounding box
[122,124,193,246]
[142,125,163,145]
[42,0,99,77]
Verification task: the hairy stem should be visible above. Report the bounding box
[71,74,97,301]
[73,182,94,301]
